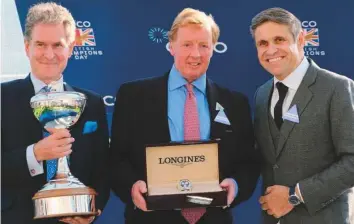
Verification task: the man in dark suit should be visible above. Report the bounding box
[1,3,110,224]
[251,8,354,224]
[110,8,260,224]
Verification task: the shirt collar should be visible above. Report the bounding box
[274,57,309,91]
[30,73,64,94]
[168,64,207,95]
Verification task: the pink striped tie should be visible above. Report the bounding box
[181,83,206,224]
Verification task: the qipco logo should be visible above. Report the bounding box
[213,42,227,53]
[301,21,317,28]
[165,42,228,54]
[76,21,91,28]
[103,95,115,106]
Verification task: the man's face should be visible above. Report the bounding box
[25,23,74,84]
[254,21,304,80]
[169,24,214,82]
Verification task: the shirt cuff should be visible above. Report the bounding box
[296,183,305,203]
[26,144,44,176]
[231,178,239,198]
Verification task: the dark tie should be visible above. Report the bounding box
[181,83,206,224]
[274,82,289,129]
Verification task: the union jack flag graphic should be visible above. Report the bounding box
[75,28,96,46]
[303,28,319,47]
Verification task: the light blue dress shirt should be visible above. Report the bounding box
[167,65,210,141]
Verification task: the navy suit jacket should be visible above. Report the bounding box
[1,76,110,224]
[110,73,260,224]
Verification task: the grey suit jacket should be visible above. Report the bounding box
[254,58,354,224]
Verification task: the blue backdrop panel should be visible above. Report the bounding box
[15,0,354,223]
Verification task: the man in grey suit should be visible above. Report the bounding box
[250,7,354,224]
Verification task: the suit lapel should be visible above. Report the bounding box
[66,85,85,137]
[259,79,277,160]
[64,82,83,131]
[159,73,171,142]
[276,59,318,157]
[20,75,43,141]
[207,79,218,137]
[144,73,171,143]
[207,79,233,140]
[64,82,74,91]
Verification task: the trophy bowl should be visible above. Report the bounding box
[30,91,98,219]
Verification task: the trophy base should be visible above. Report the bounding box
[33,193,98,219]
[33,177,98,219]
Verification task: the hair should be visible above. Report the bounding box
[24,2,76,44]
[250,7,302,41]
[168,8,220,44]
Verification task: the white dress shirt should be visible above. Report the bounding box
[270,57,309,118]
[26,74,64,176]
[270,57,309,203]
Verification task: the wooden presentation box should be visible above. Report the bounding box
[144,140,227,210]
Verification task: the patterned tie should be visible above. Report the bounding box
[181,83,206,224]
[39,86,58,181]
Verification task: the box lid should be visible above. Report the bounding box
[145,141,220,190]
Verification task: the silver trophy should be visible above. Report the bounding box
[30,91,98,219]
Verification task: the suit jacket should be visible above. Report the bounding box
[254,58,354,224]
[1,76,110,224]
[109,72,260,224]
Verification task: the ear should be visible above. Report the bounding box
[24,39,30,57]
[210,43,215,58]
[297,30,305,49]
[68,41,75,57]
[169,41,175,56]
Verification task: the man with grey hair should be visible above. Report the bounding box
[251,7,354,224]
[1,2,110,224]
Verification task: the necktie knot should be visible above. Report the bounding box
[186,83,194,93]
[276,82,288,98]
[41,85,52,93]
